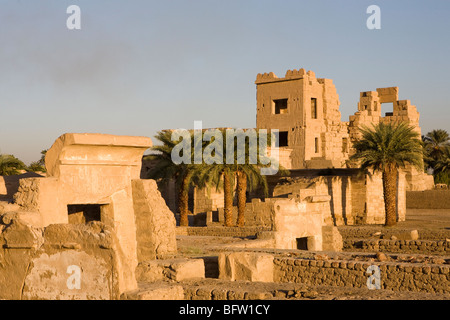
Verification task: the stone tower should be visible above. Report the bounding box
[255,68,349,169]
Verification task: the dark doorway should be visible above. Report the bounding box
[68,204,101,224]
[296,237,309,250]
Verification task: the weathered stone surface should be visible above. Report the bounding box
[322,226,343,252]
[167,259,205,281]
[124,282,184,300]
[132,179,177,261]
[0,133,181,298]
[136,258,205,282]
[218,252,274,282]
[0,220,122,300]
[22,251,112,300]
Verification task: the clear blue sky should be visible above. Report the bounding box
[1,0,449,164]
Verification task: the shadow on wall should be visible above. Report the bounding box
[0,172,44,202]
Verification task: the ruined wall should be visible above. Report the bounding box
[268,169,406,226]
[344,239,450,255]
[348,87,433,191]
[406,190,450,209]
[193,186,225,215]
[274,257,450,293]
[132,179,177,261]
[0,172,44,202]
[0,219,122,300]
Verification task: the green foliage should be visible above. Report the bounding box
[422,129,450,185]
[350,122,423,173]
[146,130,196,194]
[423,129,450,171]
[38,149,47,166]
[0,154,26,176]
[434,170,450,186]
[27,161,46,173]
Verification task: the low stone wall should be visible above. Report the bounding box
[273,257,450,293]
[176,226,270,238]
[344,239,450,254]
[338,226,450,241]
[406,190,450,209]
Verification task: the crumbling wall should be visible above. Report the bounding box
[132,179,177,261]
[0,218,123,300]
[0,172,43,202]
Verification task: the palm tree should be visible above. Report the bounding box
[350,122,423,226]
[423,129,450,170]
[27,161,46,173]
[0,154,26,176]
[234,129,275,227]
[38,150,47,166]
[434,147,450,185]
[235,164,269,227]
[146,130,196,226]
[194,130,236,227]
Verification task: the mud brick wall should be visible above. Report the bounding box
[273,257,450,293]
[406,190,450,209]
[344,239,450,254]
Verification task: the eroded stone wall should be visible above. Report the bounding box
[0,219,122,300]
[274,257,450,293]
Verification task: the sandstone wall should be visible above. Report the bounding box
[274,257,450,293]
[344,239,450,255]
[0,219,123,300]
[406,190,450,209]
[132,179,177,261]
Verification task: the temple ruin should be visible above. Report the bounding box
[0,133,177,299]
[0,69,442,300]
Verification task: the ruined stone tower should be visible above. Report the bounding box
[255,68,433,191]
[255,68,349,169]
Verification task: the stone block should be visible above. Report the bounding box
[218,252,274,282]
[168,259,205,281]
[136,258,205,282]
[130,283,184,300]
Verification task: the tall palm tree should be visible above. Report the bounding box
[350,122,423,226]
[434,147,450,185]
[0,154,26,176]
[194,129,236,227]
[146,130,196,226]
[423,129,450,170]
[234,129,275,227]
[435,147,450,173]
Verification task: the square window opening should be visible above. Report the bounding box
[273,99,288,114]
[68,204,102,224]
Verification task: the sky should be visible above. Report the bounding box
[0,0,449,164]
